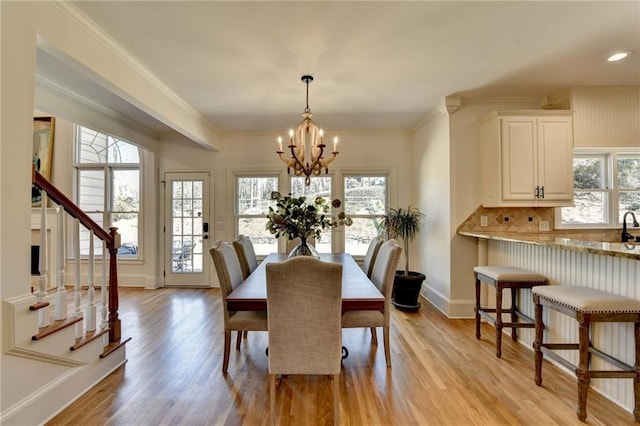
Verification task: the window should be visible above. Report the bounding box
[558,149,640,228]
[343,175,387,255]
[235,175,279,256]
[290,176,333,253]
[617,155,640,223]
[75,126,141,257]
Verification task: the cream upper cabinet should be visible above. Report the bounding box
[481,110,574,207]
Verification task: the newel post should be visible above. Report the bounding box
[108,227,121,343]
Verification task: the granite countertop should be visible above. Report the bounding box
[458,230,640,261]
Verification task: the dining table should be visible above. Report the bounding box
[226,252,384,312]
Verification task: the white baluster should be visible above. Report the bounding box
[100,240,108,331]
[54,207,67,320]
[74,219,82,338]
[38,193,50,327]
[85,230,96,332]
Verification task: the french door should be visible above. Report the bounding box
[164,172,211,287]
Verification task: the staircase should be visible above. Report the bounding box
[1,167,130,424]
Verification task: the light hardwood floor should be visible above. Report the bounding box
[48,287,635,425]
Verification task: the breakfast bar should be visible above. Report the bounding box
[460,229,640,416]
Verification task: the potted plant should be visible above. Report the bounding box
[378,206,425,311]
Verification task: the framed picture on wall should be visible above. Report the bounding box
[32,116,55,207]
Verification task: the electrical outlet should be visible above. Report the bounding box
[480,216,488,227]
[539,221,550,231]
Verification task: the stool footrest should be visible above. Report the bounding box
[591,347,635,371]
[540,347,578,372]
[541,343,579,350]
[589,370,637,379]
[478,309,535,327]
[541,343,635,371]
[501,322,535,328]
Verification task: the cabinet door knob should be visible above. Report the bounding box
[540,186,545,199]
[534,186,540,198]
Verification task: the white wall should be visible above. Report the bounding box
[413,111,453,313]
[1,2,77,419]
[413,98,547,317]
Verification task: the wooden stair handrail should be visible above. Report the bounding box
[31,165,122,344]
[32,166,112,243]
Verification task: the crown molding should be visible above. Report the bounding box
[460,96,547,106]
[440,97,462,114]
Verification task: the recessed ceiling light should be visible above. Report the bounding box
[608,51,632,62]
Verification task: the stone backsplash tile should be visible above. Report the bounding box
[458,206,554,233]
[458,206,623,242]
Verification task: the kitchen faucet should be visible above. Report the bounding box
[621,211,640,242]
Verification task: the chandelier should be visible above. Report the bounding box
[277,75,339,186]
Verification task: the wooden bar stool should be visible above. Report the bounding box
[532,285,640,422]
[474,266,548,358]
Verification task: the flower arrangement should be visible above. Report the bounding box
[266,191,352,242]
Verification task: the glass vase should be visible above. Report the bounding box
[288,237,320,259]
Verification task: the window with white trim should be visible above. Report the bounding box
[557,149,640,228]
[75,126,141,257]
[343,175,388,255]
[235,175,279,256]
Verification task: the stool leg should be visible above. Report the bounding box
[475,276,481,340]
[576,320,590,422]
[533,298,543,386]
[495,285,503,358]
[511,288,518,341]
[634,321,640,422]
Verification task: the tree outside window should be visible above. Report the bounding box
[344,175,387,255]
[235,176,279,255]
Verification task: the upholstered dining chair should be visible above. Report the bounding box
[232,234,259,280]
[266,257,343,425]
[341,239,402,367]
[210,240,267,374]
[362,235,384,278]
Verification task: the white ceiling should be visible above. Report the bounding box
[38,1,640,135]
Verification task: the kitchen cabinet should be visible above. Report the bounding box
[481,110,574,207]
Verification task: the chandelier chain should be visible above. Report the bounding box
[304,77,311,113]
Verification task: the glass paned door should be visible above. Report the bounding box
[164,172,210,287]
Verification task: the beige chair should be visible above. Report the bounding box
[342,239,402,367]
[266,257,343,425]
[210,240,267,374]
[232,234,258,280]
[362,235,384,278]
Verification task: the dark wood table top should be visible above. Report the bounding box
[226,253,384,312]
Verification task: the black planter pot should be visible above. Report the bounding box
[392,271,426,312]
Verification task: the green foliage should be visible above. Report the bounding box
[573,158,602,189]
[377,206,424,275]
[266,192,352,241]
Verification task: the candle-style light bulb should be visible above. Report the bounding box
[289,129,294,146]
[333,136,338,152]
[278,136,283,151]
